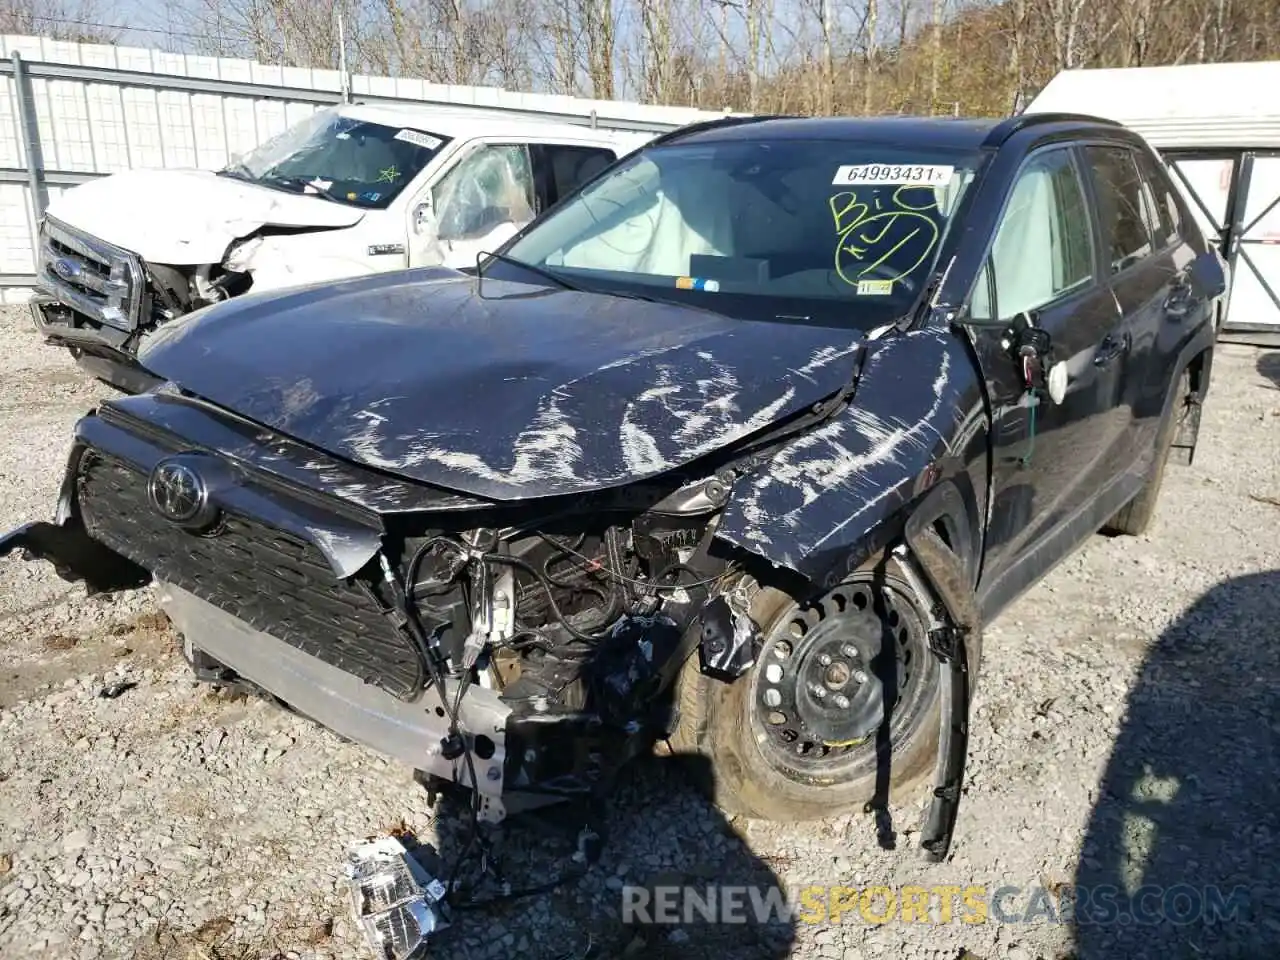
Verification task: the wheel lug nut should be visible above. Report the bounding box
[853,670,868,684]
[810,684,827,699]
[833,694,850,709]
[841,644,858,659]
[818,654,832,666]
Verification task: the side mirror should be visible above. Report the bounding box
[1001,310,1068,406]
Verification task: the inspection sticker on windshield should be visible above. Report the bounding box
[676,276,720,292]
[833,164,954,186]
[395,128,442,150]
[857,279,894,296]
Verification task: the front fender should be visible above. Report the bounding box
[715,327,989,589]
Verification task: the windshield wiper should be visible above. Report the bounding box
[478,251,583,292]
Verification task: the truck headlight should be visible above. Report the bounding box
[222,236,264,273]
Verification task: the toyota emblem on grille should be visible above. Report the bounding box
[51,257,82,282]
[147,459,208,524]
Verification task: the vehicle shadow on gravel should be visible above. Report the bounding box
[1255,351,1280,389]
[1072,571,1280,959]
[425,755,796,960]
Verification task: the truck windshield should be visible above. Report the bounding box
[503,138,981,322]
[220,108,451,210]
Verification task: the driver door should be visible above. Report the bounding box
[408,142,536,269]
[967,144,1130,617]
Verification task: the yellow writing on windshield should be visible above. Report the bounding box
[830,185,941,289]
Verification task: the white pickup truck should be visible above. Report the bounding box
[32,102,656,390]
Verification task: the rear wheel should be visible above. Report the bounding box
[670,544,981,821]
[1103,366,1194,537]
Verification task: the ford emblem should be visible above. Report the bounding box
[51,257,81,282]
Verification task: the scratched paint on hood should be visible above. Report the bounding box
[138,269,871,500]
[717,327,971,582]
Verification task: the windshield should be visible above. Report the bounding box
[221,108,451,210]
[503,138,980,321]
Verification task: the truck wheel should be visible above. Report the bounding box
[669,541,982,821]
[1102,366,1193,537]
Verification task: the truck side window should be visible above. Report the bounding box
[433,144,535,242]
[537,145,617,206]
[1086,146,1155,272]
[970,148,1095,321]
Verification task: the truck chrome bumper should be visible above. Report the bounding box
[29,297,162,395]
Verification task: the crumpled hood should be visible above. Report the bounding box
[139,269,866,500]
[46,169,364,265]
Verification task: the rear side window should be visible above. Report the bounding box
[1086,146,1154,272]
[1133,148,1183,247]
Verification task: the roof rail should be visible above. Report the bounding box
[644,113,794,147]
[982,111,1123,147]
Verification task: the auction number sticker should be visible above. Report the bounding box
[395,128,443,150]
[857,279,894,296]
[833,164,954,185]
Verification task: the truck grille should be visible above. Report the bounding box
[37,216,143,332]
[76,451,425,700]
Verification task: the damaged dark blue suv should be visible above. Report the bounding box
[2,112,1226,860]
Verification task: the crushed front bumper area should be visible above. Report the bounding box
[30,295,161,395]
[159,580,513,821]
[1,513,595,824]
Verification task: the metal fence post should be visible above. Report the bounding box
[12,52,47,229]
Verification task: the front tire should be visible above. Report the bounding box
[670,545,981,821]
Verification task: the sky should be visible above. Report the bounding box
[38,0,209,53]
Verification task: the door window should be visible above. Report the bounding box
[971,148,1095,321]
[1087,146,1156,272]
[432,144,535,243]
[535,145,617,206]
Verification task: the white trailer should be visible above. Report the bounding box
[1026,61,1280,345]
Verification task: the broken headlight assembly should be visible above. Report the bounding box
[221,235,264,273]
[345,836,448,960]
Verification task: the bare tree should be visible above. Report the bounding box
[117,0,1280,122]
[8,0,120,42]
[863,0,879,115]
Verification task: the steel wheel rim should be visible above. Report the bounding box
[748,578,935,785]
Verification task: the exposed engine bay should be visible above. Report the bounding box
[339,486,752,816]
[144,260,252,325]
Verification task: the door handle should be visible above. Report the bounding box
[1165,280,1195,321]
[1094,333,1128,367]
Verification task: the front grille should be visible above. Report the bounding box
[37,217,143,331]
[77,451,425,700]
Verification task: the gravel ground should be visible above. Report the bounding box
[1,303,1277,960]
